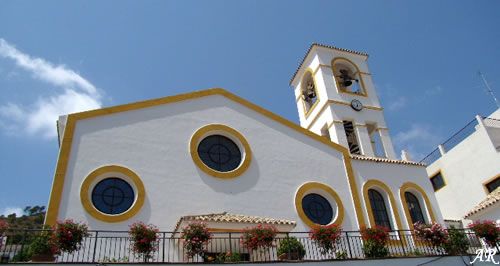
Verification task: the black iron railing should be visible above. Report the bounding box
[419,118,480,165]
[0,229,494,263]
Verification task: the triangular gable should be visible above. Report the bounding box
[45,88,366,228]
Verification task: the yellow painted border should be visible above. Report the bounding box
[482,173,500,194]
[400,182,437,230]
[44,88,366,228]
[190,124,252,179]
[80,165,145,223]
[331,57,368,97]
[301,69,321,119]
[295,182,345,228]
[362,180,404,231]
[429,170,446,192]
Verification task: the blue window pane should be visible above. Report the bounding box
[302,193,334,225]
[197,135,242,172]
[92,178,134,215]
[368,189,392,230]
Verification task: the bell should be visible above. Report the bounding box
[342,80,353,87]
[306,89,316,99]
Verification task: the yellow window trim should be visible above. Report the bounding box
[400,182,437,230]
[331,57,368,97]
[429,170,446,192]
[80,165,145,223]
[189,124,252,179]
[44,88,366,228]
[362,180,404,230]
[295,182,345,228]
[482,173,500,195]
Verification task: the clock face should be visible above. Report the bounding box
[351,99,363,111]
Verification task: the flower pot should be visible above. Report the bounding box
[31,254,56,262]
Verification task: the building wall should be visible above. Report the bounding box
[352,160,444,229]
[52,94,361,231]
[426,120,500,221]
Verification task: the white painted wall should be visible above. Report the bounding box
[426,116,500,222]
[56,95,359,231]
[353,159,444,229]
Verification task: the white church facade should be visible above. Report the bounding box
[44,44,443,234]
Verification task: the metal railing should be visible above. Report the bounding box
[0,229,494,263]
[419,118,479,165]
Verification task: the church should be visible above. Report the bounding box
[44,43,443,234]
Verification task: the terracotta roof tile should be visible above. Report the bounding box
[290,43,369,85]
[173,212,296,232]
[350,155,425,166]
[464,188,500,219]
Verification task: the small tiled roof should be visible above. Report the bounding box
[464,188,500,219]
[173,212,296,232]
[290,43,369,85]
[350,155,425,166]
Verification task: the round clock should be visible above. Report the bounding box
[351,99,363,111]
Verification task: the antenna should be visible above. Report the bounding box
[478,71,500,108]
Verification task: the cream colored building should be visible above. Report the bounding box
[45,44,443,234]
[423,109,500,226]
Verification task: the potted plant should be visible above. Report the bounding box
[129,222,159,262]
[53,219,89,254]
[180,222,212,260]
[468,220,500,247]
[413,222,448,250]
[29,229,59,262]
[360,226,390,258]
[241,224,277,251]
[442,226,470,255]
[309,224,342,256]
[277,237,305,260]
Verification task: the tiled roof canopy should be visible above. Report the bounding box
[290,43,369,85]
[464,188,500,219]
[173,212,296,232]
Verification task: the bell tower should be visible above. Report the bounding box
[290,43,397,159]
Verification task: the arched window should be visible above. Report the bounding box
[331,58,366,96]
[301,71,318,113]
[368,189,392,229]
[404,192,426,224]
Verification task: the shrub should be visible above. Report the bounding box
[0,220,8,250]
[215,252,242,263]
[413,222,448,248]
[277,237,305,260]
[309,224,342,255]
[129,222,159,261]
[442,227,470,255]
[29,230,59,257]
[53,219,89,254]
[241,224,277,251]
[468,220,500,247]
[181,222,212,259]
[360,226,390,258]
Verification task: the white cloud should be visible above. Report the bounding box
[394,124,442,161]
[1,207,24,217]
[0,38,102,138]
[388,96,407,111]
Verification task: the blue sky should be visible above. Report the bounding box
[0,1,499,216]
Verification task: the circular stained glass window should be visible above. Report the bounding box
[302,193,334,225]
[91,178,135,215]
[197,135,242,172]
